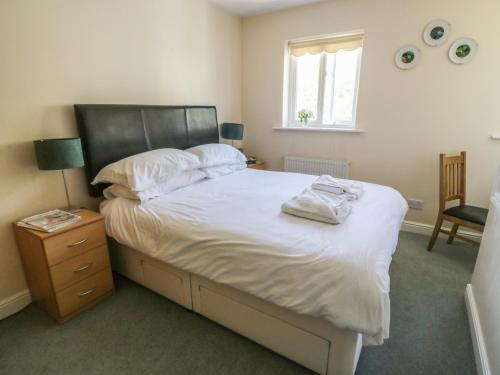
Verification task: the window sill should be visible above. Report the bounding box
[273,126,365,133]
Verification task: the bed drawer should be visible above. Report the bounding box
[195,285,330,374]
[44,221,106,266]
[56,268,113,318]
[142,260,192,309]
[50,245,110,292]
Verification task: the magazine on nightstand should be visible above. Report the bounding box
[16,209,81,233]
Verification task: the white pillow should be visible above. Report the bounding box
[92,148,201,191]
[202,163,247,178]
[103,169,207,202]
[186,144,247,168]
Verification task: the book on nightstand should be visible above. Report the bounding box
[16,209,81,233]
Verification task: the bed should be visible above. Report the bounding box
[75,104,408,375]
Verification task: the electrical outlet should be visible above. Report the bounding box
[407,198,424,210]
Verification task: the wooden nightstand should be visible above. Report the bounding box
[247,161,266,170]
[13,209,114,323]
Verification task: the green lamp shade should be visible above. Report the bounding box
[34,138,85,170]
[221,123,244,141]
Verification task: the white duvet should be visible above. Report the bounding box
[101,169,407,345]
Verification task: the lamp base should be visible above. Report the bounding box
[60,170,81,214]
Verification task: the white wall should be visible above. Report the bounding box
[242,0,500,225]
[469,173,500,374]
[0,0,241,306]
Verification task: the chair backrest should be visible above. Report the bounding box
[439,151,466,209]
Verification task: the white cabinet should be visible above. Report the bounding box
[468,170,500,375]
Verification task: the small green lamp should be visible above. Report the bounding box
[33,138,85,212]
[221,123,244,149]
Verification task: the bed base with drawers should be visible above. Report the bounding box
[108,239,362,375]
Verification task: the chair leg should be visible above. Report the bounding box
[427,214,443,251]
[447,224,459,244]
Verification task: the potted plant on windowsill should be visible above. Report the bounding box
[298,109,314,126]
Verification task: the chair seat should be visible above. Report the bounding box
[443,205,488,226]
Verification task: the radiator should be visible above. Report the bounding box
[284,156,349,178]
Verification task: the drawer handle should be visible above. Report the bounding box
[78,288,96,297]
[67,239,87,248]
[73,262,93,273]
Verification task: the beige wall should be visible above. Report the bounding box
[0,0,241,302]
[242,0,500,225]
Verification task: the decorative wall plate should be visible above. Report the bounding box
[423,19,451,46]
[449,38,478,64]
[395,45,420,70]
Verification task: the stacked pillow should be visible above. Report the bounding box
[186,143,247,178]
[95,144,247,203]
[102,170,207,201]
[93,148,200,190]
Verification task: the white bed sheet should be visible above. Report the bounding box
[101,169,407,345]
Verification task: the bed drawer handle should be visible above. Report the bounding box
[67,239,87,248]
[78,288,96,297]
[73,262,93,273]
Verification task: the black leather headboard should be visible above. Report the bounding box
[74,104,219,197]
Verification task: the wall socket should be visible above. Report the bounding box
[407,198,424,210]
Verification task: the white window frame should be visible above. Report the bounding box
[283,32,363,129]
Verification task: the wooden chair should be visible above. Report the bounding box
[427,152,488,251]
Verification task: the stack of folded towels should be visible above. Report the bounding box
[282,175,364,225]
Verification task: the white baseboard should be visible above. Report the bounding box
[0,289,31,320]
[465,284,491,375]
[401,220,482,242]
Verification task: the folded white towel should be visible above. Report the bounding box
[312,175,364,201]
[282,188,352,224]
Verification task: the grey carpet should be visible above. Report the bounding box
[0,232,477,375]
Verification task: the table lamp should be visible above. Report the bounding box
[33,138,85,212]
[221,123,244,148]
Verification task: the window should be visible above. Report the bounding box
[285,33,363,128]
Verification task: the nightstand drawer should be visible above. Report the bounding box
[56,268,113,317]
[50,245,110,292]
[44,221,106,266]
